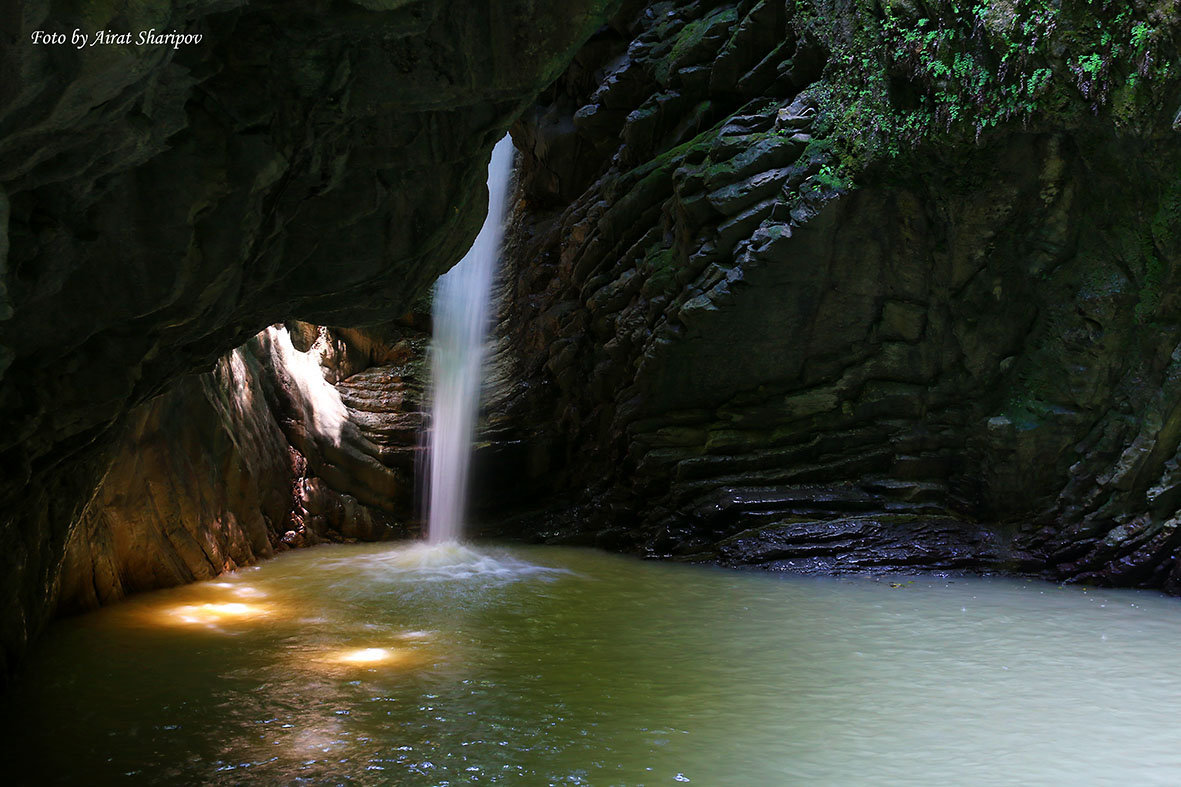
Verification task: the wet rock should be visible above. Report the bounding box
[712,515,1037,575]
[55,349,292,614]
[54,328,420,616]
[479,0,1181,591]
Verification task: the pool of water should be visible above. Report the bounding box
[6,542,1181,784]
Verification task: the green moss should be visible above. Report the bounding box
[698,129,782,180]
[1002,391,1055,430]
[645,244,677,271]
[654,7,739,83]
[639,244,679,297]
[1151,178,1181,246]
[1134,252,1165,324]
[790,0,1181,186]
[606,121,722,212]
[1132,178,1181,323]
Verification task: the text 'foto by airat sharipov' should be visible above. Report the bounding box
[29,29,204,50]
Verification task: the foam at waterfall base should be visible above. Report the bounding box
[316,541,570,585]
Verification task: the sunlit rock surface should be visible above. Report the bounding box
[55,349,290,614]
[0,0,618,676]
[54,322,431,615]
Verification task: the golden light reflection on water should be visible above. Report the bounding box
[117,575,442,675]
[164,602,271,625]
[336,647,398,664]
[306,644,435,674]
[126,584,284,629]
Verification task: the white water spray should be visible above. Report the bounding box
[426,136,515,544]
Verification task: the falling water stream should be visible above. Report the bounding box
[426,135,515,544]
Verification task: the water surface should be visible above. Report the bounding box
[6,542,1181,785]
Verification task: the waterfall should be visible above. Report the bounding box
[425,135,515,544]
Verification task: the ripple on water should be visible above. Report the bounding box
[9,542,1181,785]
[317,541,574,585]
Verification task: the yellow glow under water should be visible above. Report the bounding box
[309,644,435,675]
[162,602,271,625]
[11,542,1181,786]
[334,648,397,665]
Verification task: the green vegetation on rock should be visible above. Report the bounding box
[791,0,1181,184]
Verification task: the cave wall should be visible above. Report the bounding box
[50,293,550,615]
[0,0,619,677]
[56,347,293,615]
[54,321,431,615]
[484,0,1181,585]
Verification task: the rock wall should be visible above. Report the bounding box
[55,322,428,615]
[52,295,545,615]
[56,348,293,614]
[0,0,618,677]
[487,0,1181,587]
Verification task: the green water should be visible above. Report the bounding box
[6,542,1181,785]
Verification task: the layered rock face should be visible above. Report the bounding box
[0,0,617,676]
[56,347,295,614]
[56,321,426,614]
[489,1,1181,585]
